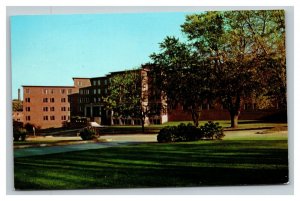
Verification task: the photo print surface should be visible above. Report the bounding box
[11,9,288,190]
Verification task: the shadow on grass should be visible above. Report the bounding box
[14,140,288,190]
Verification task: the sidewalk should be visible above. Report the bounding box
[14,141,144,158]
[14,134,157,158]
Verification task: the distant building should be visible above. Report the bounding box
[22,85,75,129]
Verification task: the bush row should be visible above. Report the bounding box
[157,122,224,143]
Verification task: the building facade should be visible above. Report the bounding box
[69,68,168,126]
[22,86,75,129]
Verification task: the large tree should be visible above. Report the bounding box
[181,10,286,127]
[103,69,161,132]
[150,37,213,127]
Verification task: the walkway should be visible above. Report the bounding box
[14,134,157,158]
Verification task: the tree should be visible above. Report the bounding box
[181,10,286,127]
[150,37,213,127]
[103,69,161,132]
[12,99,23,112]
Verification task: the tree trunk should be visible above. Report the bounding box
[230,112,239,128]
[141,118,145,133]
[229,94,241,128]
[191,109,200,127]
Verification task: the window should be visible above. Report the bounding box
[43,116,48,121]
[94,89,97,94]
[104,80,107,85]
[68,107,70,111]
[61,116,66,120]
[50,107,55,111]
[67,89,72,94]
[94,98,97,103]
[50,89,54,94]
[43,89,48,94]
[25,98,30,102]
[79,89,83,94]
[61,107,66,111]
[43,107,48,111]
[50,98,55,102]
[98,89,101,94]
[61,89,65,94]
[26,116,30,121]
[50,116,55,120]
[93,80,97,86]
[68,116,70,120]
[105,89,107,94]
[97,80,101,85]
[43,98,48,103]
[78,81,82,86]
[61,98,66,102]
[25,107,30,111]
[25,88,30,94]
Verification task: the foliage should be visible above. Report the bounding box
[13,128,27,141]
[150,37,212,127]
[151,10,286,128]
[200,121,224,140]
[24,123,36,133]
[79,127,97,140]
[103,69,163,132]
[157,122,224,143]
[12,99,23,112]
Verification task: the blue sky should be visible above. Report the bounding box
[11,12,194,99]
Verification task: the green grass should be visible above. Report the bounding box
[14,132,288,190]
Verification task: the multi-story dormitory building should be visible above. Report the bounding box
[22,78,91,129]
[69,68,168,126]
[21,67,285,129]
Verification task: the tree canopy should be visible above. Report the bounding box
[150,10,286,127]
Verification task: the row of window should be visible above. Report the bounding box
[79,88,108,95]
[43,115,70,121]
[25,107,70,112]
[25,88,72,94]
[43,106,70,111]
[79,97,102,103]
[25,98,69,103]
[26,115,70,121]
[92,79,108,86]
[43,98,69,103]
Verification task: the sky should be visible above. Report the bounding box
[10,12,195,99]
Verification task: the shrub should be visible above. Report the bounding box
[200,121,224,140]
[157,123,203,143]
[157,126,176,143]
[13,128,27,141]
[79,127,97,140]
[157,122,224,143]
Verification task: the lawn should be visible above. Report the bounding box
[14,132,288,190]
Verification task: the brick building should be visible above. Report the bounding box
[20,67,284,129]
[70,68,168,126]
[22,86,74,129]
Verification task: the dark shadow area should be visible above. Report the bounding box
[14,140,288,190]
